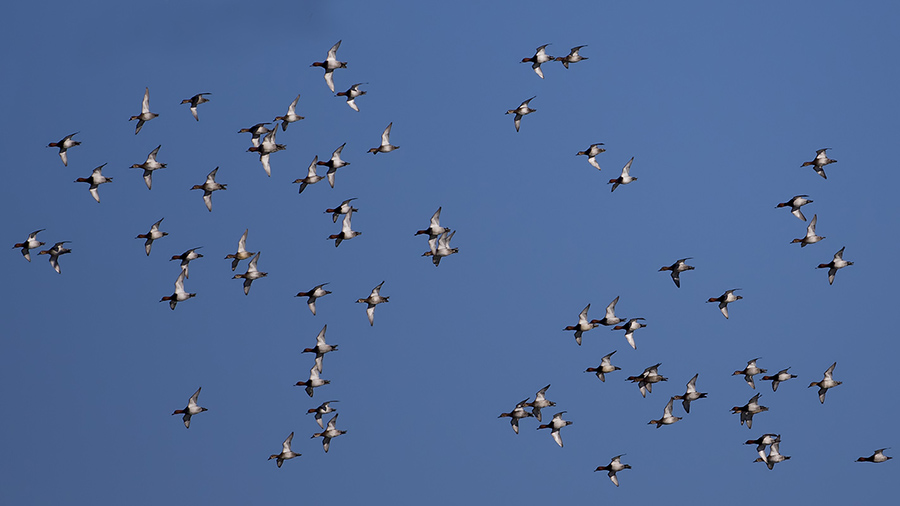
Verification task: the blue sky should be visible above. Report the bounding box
[2,1,898,503]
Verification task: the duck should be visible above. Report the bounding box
[274,94,304,130]
[368,122,399,154]
[733,358,767,390]
[659,257,694,288]
[302,324,337,374]
[224,228,255,272]
[673,373,707,413]
[556,45,588,68]
[311,413,346,453]
[649,397,682,428]
[268,432,300,468]
[328,208,361,247]
[129,87,158,134]
[857,448,892,463]
[171,387,207,428]
[325,198,358,223]
[48,132,80,166]
[169,247,203,279]
[160,270,196,310]
[191,167,226,212]
[506,96,536,132]
[585,351,621,382]
[180,93,211,121]
[595,454,630,487]
[521,44,553,79]
[612,318,646,350]
[74,164,112,203]
[38,241,71,274]
[564,303,599,346]
[317,143,350,188]
[498,398,534,434]
[817,246,853,285]
[238,122,273,148]
[627,363,667,398]
[311,40,347,93]
[707,289,741,319]
[608,157,637,192]
[136,218,167,256]
[731,393,768,429]
[537,411,572,447]
[295,363,330,398]
[130,145,166,190]
[296,283,331,315]
[415,207,449,255]
[754,439,790,470]
[776,195,813,221]
[801,148,836,179]
[247,127,286,177]
[293,156,326,194]
[356,281,388,326]
[13,229,45,262]
[424,230,458,266]
[791,213,824,247]
[336,83,366,112]
[745,433,779,463]
[233,252,267,295]
[809,361,841,404]
[576,143,605,170]
[307,400,338,429]
[590,296,625,327]
[526,384,555,422]
[761,367,797,392]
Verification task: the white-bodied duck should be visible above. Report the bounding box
[707,289,741,319]
[776,195,813,221]
[817,246,853,285]
[296,283,331,315]
[537,411,572,447]
[801,148,836,179]
[295,364,330,397]
[356,281,388,326]
[564,303,599,346]
[171,387,207,428]
[585,351,621,382]
[521,44,553,78]
[48,132,80,166]
[74,163,112,203]
[268,432,300,468]
[336,83,366,112]
[761,367,797,392]
[136,218,167,256]
[791,213,824,247]
[733,358,766,390]
[130,145,166,190]
[317,143,350,188]
[302,324,337,374]
[160,270,196,310]
[225,229,255,272]
[659,257,694,288]
[673,373,707,413]
[307,400,338,429]
[311,40,347,93]
[274,94,304,130]
[311,413,346,453]
[191,167,226,212]
[809,362,841,404]
[498,398,534,434]
[169,247,203,279]
[506,96,536,132]
[612,318,646,350]
[556,45,588,68]
[368,122,399,154]
[233,252,267,295]
[13,229,45,262]
[595,455,631,487]
[328,208,361,247]
[576,143,605,170]
[129,87,158,134]
[608,157,637,192]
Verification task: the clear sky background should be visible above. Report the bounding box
[2,1,898,503]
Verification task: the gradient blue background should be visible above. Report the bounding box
[2,1,898,503]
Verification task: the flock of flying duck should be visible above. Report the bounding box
[22,39,889,481]
[22,38,468,467]
[493,44,887,487]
